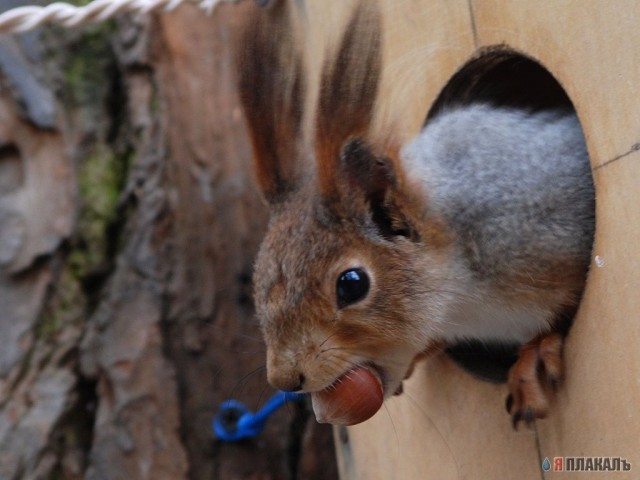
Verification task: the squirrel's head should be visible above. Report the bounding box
[238,1,451,401]
[252,179,450,397]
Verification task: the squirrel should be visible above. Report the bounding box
[236,0,595,428]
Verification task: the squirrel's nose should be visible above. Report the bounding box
[268,371,306,392]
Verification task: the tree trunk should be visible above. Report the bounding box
[0,2,337,479]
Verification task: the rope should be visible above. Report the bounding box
[213,391,305,442]
[0,0,245,33]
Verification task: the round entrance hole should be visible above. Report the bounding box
[425,49,593,383]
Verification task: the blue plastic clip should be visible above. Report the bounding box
[213,391,306,442]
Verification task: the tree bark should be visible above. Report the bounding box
[0,2,337,479]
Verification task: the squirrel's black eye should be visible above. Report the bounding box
[336,268,370,308]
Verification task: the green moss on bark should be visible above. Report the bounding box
[70,144,129,280]
[38,12,131,328]
[59,18,131,284]
[38,268,85,338]
[63,23,115,107]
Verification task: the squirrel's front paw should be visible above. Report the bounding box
[505,332,564,429]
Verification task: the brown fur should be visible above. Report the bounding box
[315,2,382,202]
[236,1,305,204]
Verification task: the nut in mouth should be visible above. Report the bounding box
[310,364,385,426]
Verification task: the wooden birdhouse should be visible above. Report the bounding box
[299,1,640,478]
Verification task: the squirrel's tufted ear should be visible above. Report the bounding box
[236,1,305,205]
[339,139,396,209]
[315,1,382,203]
[313,2,412,239]
[337,139,416,240]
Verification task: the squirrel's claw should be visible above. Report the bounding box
[393,383,404,396]
[506,331,564,429]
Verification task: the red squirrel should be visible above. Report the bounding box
[236,1,595,428]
